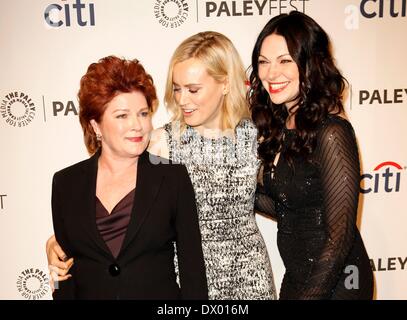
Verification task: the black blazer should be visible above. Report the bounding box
[51,150,208,300]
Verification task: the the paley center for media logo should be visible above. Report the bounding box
[1,91,36,127]
[154,0,189,28]
[16,268,50,300]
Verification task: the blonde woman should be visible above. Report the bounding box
[150,31,276,300]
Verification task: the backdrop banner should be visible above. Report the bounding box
[1,0,406,299]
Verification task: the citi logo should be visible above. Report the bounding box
[344,0,406,30]
[44,0,95,28]
[360,0,406,18]
[360,161,403,194]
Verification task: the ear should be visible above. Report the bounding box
[90,119,100,135]
[222,77,230,95]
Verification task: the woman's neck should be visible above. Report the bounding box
[98,151,138,176]
[285,103,298,129]
[286,113,296,129]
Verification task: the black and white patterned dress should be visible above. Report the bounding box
[164,119,276,300]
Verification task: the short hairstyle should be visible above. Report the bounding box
[164,31,250,131]
[78,56,158,154]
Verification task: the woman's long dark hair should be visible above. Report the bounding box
[248,11,347,169]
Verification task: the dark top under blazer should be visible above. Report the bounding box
[51,150,208,300]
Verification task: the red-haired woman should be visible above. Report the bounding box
[50,56,207,299]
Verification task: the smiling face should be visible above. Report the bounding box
[258,33,300,109]
[90,91,153,159]
[172,58,227,133]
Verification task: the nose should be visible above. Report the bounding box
[177,89,189,106]
[266,61,279,81]
[130,114,142,131]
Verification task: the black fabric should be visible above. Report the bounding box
[51,151,208,300]
[255,115,374,299]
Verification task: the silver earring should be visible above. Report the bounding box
[96,133,102,141]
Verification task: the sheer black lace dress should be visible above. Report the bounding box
[255,115,374,299]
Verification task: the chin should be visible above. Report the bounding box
[270,97,287,105]
[184,119,199,127]
[129,146,148,157]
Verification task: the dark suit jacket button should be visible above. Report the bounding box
[109,264,120,276]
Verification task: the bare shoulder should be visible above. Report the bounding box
[148,127,169,159]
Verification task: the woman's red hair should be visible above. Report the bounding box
[78,56,158,154]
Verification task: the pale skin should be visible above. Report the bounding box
[48,91,153,288]
[47,58,229,285]
[258,33,300,130]
[257,33,300,172]
[257,33,346,174]
[149,58,229,157]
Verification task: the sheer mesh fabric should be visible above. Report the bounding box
[255,115,373,299]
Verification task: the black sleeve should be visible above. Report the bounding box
[299,118,360,299]
[254,166,277,219]
[175,165,208,300]
[51,173,76,300]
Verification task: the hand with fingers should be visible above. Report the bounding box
[46,234,74,292]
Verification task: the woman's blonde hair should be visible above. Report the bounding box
[164,31,250,131]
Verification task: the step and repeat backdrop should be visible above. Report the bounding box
[1,0,406,299]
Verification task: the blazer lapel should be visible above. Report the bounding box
[118,151,164,257]
[80,149,114,259]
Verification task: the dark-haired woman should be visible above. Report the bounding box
[249,11,374,299]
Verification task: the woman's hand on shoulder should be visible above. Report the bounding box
[148,127,169,159]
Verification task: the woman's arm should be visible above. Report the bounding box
[254,165,277,219]
[51,173,76,299]
[297,118,360,299]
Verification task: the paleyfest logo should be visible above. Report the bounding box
[1,91,36,127]
[0,194,6,210]
[16,268,50,300]
[204,0,309,17]
[154,0,189,28]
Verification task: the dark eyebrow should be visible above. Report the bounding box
[258,53,291,60]
[278,54,292,59]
